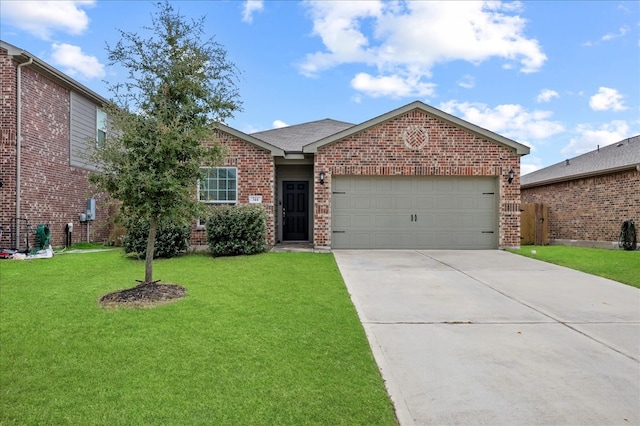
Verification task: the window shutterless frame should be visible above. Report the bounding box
[96,108,107,146]
[198,167,238,204]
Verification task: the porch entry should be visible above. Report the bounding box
[282,181,309,241]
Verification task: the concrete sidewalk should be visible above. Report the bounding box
[333,250,640,425]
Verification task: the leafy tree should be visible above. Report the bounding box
[90,1,241,283]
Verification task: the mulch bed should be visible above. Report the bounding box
[99,281,186,309]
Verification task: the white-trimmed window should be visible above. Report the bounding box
[96,108,107,145]
[199,167,238,204]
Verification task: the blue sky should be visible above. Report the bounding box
[1,0,638,174]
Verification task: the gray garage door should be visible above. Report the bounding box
[332,176,498,249]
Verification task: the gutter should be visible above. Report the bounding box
[521,163,640,189]
[15,55,33,250]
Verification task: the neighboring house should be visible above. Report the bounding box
[1,40,109,250]
[1,39,530,252]
[190,102,530,250]
[521,136,640,248]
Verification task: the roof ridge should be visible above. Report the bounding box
[250,118,355,135]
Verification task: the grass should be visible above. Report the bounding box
[509,245,640,288]
[54,242,113,251]
[0,251,397,425]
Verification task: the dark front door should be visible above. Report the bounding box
[283,181,308,241]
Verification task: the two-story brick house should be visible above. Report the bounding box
[1,40,109,250]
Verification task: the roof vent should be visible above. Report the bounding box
[617,143,624,147]
[565,159,570,166]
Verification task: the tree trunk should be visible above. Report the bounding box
[145,216,157,283]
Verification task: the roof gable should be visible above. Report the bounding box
[522,135,640,188]
[302,101,530,155]
[2,40,108,106]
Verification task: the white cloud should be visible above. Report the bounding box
[242,0,264,24]
[272,120,288,128]
[299,1,546,98]
[589,87,627,111]
[457,75,475,89]
[351,72,436,98]
[1,0,94,40]
[601,25,629,41]
[438,100,564,146]
[521,156,543,175]
[561,121,630,156]
[51,43,105,80]
[582,25,630,47]
[536,89,559,103]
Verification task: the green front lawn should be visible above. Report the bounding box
[509,245,640,288]
[0,251,396,425]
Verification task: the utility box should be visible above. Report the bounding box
[86,198,96,221]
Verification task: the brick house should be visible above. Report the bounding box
[192,101,530,250]
[1,41,110,250]
[2,39,530,251]
[521,135,640,248]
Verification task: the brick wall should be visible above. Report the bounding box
[1,49,17,248]
[1,48,109,249]
[191,129,276,247]
[521,169,640,243]
[314,109,522,248]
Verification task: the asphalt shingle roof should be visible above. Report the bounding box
[250,119,355,152]
[521,135,640,187]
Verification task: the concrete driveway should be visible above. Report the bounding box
[333,250,640,425]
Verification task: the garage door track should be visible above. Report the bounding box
[333,250,640,425]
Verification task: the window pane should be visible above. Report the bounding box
[198,167,237,204]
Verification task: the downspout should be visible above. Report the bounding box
[16,55,33,250]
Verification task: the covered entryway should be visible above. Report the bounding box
[331,176,497,249]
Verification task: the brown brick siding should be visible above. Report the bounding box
[521,169,640,243]
[0,48,109,249]
[191,129,276,247]
[313,109,522,248]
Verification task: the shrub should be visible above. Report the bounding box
[206,205,267,256]
[121,217,191,259]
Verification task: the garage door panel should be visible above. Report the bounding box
[395,179,413,193]
[354,179,372,191]
[435,180,454,192]
[352,197,372,209]
[414,196,435,209]
[333,196,350,210]
[333,214,352,228]
[332,176,497,249]
[457,196,475,210]
[478,196,495,209]
[375,197,393,209]
[396,197,412,209]
[374,180,392,192]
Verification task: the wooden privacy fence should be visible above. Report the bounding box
[521,203,548,245]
